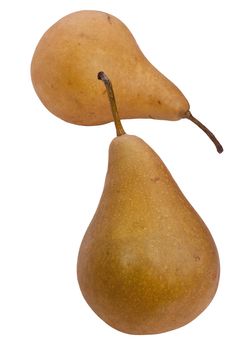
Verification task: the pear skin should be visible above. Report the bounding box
[31,10,189,125]
[77,134,220,334]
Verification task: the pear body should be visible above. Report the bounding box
[77,135,219,334]
[31,10,189,125]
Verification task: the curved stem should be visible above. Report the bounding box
[98,71,125,137]
[184,111,223,153]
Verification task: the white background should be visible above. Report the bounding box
[0,0,232,349]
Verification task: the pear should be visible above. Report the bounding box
[31,10,223,153]
[77,72,220,335]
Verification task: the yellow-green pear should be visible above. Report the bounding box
[31,10,222,152]
[77,72,220,335]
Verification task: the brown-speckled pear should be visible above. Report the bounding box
[77,73,220,335]
[31,10,223,153]
[31,10,189,125]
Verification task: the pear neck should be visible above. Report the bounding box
[98,71,126,137]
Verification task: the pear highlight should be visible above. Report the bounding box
[31,10,223,153]
[77,72,220,335]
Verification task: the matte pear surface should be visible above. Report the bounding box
[31,10,189,125]
[77,135,219,334]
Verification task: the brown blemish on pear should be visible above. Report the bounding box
[107,14,112,24]
[150,176,160,183]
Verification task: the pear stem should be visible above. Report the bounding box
[98,71,126,137]
[184,111,223,153]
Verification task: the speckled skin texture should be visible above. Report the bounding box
[77,135,219,334]
[31,10,189,125]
